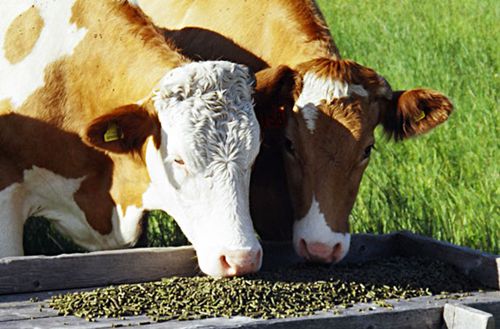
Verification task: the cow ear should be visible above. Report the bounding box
[84,104,161,153]
[381,88,453,141]
[253,65,297,128]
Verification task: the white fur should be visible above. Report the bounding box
[293,196,351,262]
[0,60,262,277]
[0,167,143,257]
[0,184,26,257]
[0,0,87,107]
[296,72,369,133]
[146,61,262,276]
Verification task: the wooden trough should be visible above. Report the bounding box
[1,231,498,329]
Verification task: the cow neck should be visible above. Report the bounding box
[1,1,186,236]
[271,0,340,66]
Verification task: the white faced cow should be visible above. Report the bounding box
[136,0,453,263]
[0,0,262,277]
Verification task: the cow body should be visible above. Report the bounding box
[1,0,262,277]
[137,0,453,263]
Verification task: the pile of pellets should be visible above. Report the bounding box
[49,257,481,322]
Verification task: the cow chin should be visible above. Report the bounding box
[292,196,351,264]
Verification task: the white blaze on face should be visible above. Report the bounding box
[144,61,262,276]
[293,196,351,262]
[0,0,87,107]
[295,72,369,133]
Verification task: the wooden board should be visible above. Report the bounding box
[0,246,197,295]
[395,231,500,289]
[1,233,498,295]
[0,232,498,328]
[443,303,495,329]
[0,289,498,329]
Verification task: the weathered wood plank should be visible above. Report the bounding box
[1,289,497,328]
[473,301,500,328]
[135,293,500,329]
[1,232,497,296]
[0,246,198,295]
[0,302,58,322]
[0,234,397,296]
[443,303,495,329]
[343,232,400,263]
[395,231,500,289]
[0,314,154,329]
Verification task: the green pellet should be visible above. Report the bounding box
[48,256,483,322]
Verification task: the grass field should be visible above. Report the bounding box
[317,0,499,253]
[24,0,499,255]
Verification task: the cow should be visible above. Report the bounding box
[0,0,263,277]
[136,0,453,263]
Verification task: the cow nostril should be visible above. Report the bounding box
[219,249,262,277]
[331,243,343,262]
[298,238,308,257]
[219,255,231,271]
[332,242,341,255]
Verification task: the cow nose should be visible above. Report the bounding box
[298,239,344,264]
[218,248,262,277]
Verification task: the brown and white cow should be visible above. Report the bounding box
[0,0,263,277]
[136,0,453,263]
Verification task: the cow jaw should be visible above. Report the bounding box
[144,61,262,277]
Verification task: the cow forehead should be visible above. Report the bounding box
[0,0,87,108]
[294,58,393,136]
[153,61,260,170]
[295,72,369,133]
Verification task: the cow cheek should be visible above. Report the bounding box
[283,155,312,220]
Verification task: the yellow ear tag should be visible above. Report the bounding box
[103,122,123,142]
[415,110,426,122]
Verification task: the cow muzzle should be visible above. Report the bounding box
[296,238,350,264]
[197,246,263,277]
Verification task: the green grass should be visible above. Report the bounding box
[24,212,187,256]
[317,0,499,253]
[24,0,498,255]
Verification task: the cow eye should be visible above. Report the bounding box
[284,137,295,155]
[363,144,375,159]
[174,158,185,165]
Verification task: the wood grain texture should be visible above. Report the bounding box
[0,290,498,328]
[395,231,500,289]
[443,303,495,329]
[0,228,498,329]
[1,232,498,295]
[0,246,198,295]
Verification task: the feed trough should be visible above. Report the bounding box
[0,231,498,328]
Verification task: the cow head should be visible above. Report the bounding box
[85,61,262,277]
[255,58,452,264]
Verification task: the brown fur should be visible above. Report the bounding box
[84,104,161,154]
[139,0,452,240]
[294,58,385,95]
[0,99,13,115]
[1,1,188,235]
[382,89,453,140]
[3,6,44,64]
[250,67,297,239]
[139,0,338,70]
